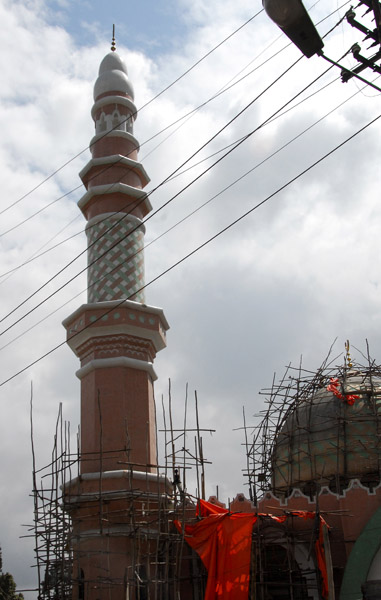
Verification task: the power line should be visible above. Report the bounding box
[0,1,349,238]
[0,70,341,282]
[2,31,368,346]
[0,28,285,241]
[5,25,363,287]
[0,1,351,277]
[1,109,378,387]
[0,8,359,332]
[0,214,82,283]
[1,73,370,353]
[0,10,261,220]
[0,54,305,334]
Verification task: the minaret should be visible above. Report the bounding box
[62,39,170,600]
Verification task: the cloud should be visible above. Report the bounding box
[0,0,381,595]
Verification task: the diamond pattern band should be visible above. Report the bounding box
[86,215,145,303]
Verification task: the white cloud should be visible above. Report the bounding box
[1,0,381,595]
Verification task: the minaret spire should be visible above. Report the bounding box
[111,24,116,51]
[64,47,169,471]
[63,46,170,600]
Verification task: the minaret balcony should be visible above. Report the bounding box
[63,299,169,367]
[91,94,137,122]
[79,155,150,190]
[78,182,152,220]
[89,130,140,160]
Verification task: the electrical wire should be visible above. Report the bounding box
[0,6,364,332]
[0,1,350,238]
[0,214,81,286]
[1,109,379,387]
[0,10,261,219]
[0,70,342,282]
[4,25,363,286]
[0,73,372,353]
[0,35,289,241]
[0,0,353,311]
[0,54,305,333]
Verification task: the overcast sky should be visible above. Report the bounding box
[0,0,380,594]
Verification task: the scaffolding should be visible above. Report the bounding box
[30,386,212,600]
[29,378,339,600]
[29,344,381,600]
[245,343,381,501]
[236,342,381,598]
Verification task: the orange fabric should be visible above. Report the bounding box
[288,509,316,520]
[175,501,330,600]
[196,499,287,522]
[315,519,329,600]
[267,514,287,523]
[196,499,228,516]
[327,377,359,405]
[175,510,256,600]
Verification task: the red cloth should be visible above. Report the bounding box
[196,499,228,517]
[315,518,329,600]
[327,377,359,405]
[175,503,256,600]
[175,500,329,600]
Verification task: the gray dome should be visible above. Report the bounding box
[99,52,128,75]
[93,52,134,100]
[272,372,381,495]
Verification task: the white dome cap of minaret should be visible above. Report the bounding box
[93,29,134,101]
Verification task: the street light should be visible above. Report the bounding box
[263,0,324,58]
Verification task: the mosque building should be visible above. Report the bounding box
[33,38,381,600]
[241,357,381,600]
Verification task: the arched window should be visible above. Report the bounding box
[97,112,107,133]
[112,109,123,130]
[126,115,134,134]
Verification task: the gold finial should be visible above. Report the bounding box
[111,24,116,51]
[345,340,353,369]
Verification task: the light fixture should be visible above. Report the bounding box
[263,0,324,58]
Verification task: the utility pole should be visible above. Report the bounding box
[263,0,381,91]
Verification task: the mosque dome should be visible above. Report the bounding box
[271,371,381,495]
[93,52,134,101]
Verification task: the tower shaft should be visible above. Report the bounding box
[62,50,170,600]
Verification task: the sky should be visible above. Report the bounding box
[0,0,381,594]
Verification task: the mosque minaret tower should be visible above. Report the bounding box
[62,38,170,600]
